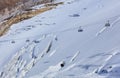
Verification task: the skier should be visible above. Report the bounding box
[60,61,65,67]
[54,35,58,41]
[78,26,83,32]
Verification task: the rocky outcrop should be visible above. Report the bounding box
[0,0,53,21]
[0,2,63,36]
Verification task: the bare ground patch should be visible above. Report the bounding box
[0,2,63,36]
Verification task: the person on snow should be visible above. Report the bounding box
[60,61,65,67]
[78,26,83,32]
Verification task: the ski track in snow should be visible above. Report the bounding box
[96,15,120,37]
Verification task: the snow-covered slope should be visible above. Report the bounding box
[1,0,120,78]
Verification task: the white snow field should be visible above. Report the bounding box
[1,0,120,78]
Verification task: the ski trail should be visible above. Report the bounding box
[18,40,53,78]
[62,63,76,72]
[95,49,119,74]
[111,16,120,27]
[96,27,107,36]
[49,49,57,57]
[96,16,120,37]
[70,51,80,63]
[60,51,80,72]
[31,61,65,78]
[0,35,53,78]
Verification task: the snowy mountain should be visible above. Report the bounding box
[0,0,120,78]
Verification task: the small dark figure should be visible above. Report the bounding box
[18,56,22,60]
[78,26,83,32]
[0,72,3,77]
[32,62,35,67]
[32,47,37,59]
[95,69,108,74]
[26,39,30,42]
[54,36,58,41]
[95,70,98,73]
[60,61,65,67]
[83,8,87,10]
[105,20,110,27]
[109,66,112,69]
[55,37,58,41]
[33,40,40,43]
[32,55,37,59]
[100,69,108,74]
[17,68,20,73]
[11,40,15,43]
[73,14,80,17]
[70,14,80,17]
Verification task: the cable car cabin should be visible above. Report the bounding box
[105,20,110,27]
[105,22,110,27]
[33,40,40,43]
[78,27,83,32]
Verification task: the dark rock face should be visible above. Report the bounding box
[0,0,52,11]
[0,0,21,10]
[0,0,52,21]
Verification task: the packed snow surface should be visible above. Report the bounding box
[1,0,120,78]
